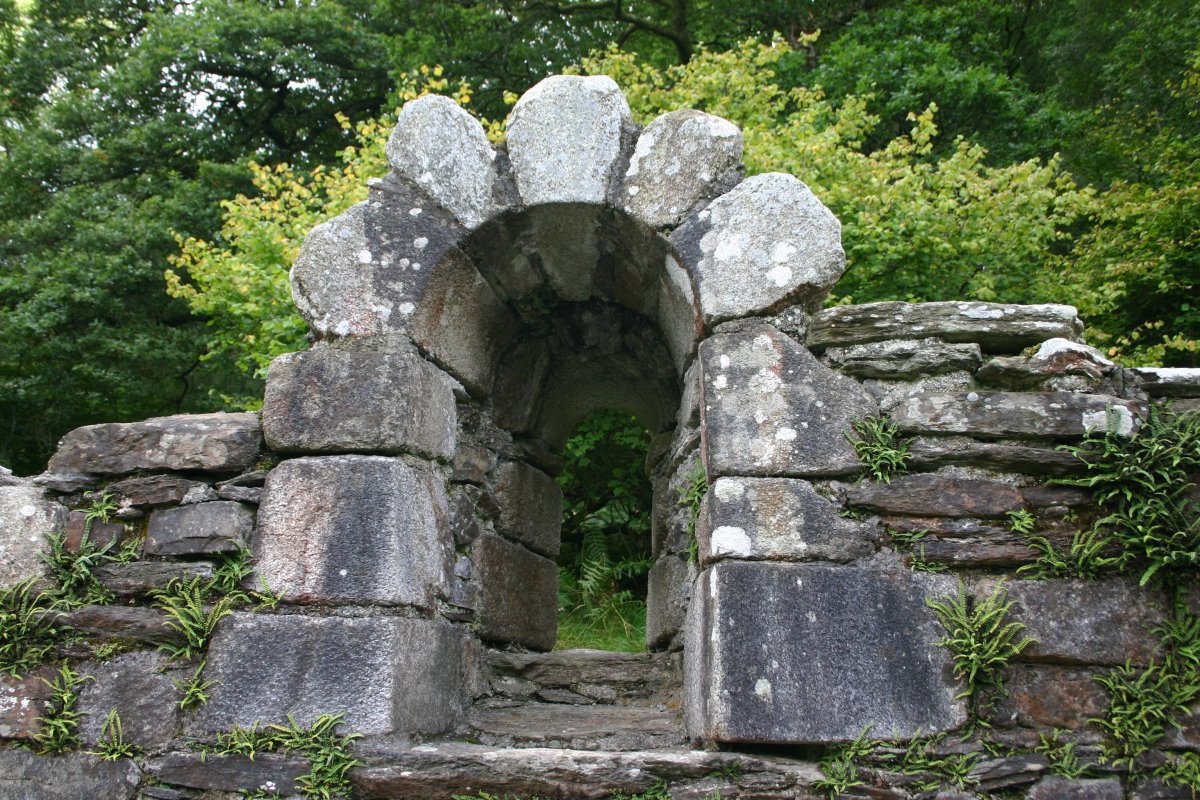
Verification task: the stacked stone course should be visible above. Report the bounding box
[2,74,1199,799]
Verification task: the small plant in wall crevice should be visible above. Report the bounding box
[31,663,90,754]
[846,415,911,483]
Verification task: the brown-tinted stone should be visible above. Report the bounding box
[988,664,1109,732]
[846,474,1024,518]
[0,666,53,739]
[1028,777,1123,800]
[94,560,215,596]
[106,475,209,507]
[54,604,181,646]
[63,511,128,554]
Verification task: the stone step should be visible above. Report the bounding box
[350,741,823,800]
[481,647,682,706]
[467,702,685,751]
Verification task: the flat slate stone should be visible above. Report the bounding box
[262,346,457,460]
[977,338,1114,390]
[699,324,876,478]
[672,173,845,324]
[906,437,1084,476]
[55,605,180,646]
[106,474,209,507]
[1028,777,1123,800]
[506,75,631,206]
[468,703,684,750]
[195,612,467,736]
[77,651,181,750]
[491,460,562,558]
[0,749,140,800]
[254,455,450,608]
[0,486,64,589]
[149,752,309,795]
[697,477,876,564]
[47,412,262,475]
[145,501,253,556]
[1134,367,1200,397]
[889,391,1145,439]
[987,664,1109,731]
[808,301,1084,353]
[685,562,966,744]
[0,666,52,739]
[824,338,983,379]
[473,532,558,651]
[845,474,1024,518]
[386,94,500,230]
[94,560,215,596]
[622,109,743,230]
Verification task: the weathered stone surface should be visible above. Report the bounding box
[622,109,743,230]
[1131,779,1198,800]
[491,460,562,558]
[78,651,181,750]
[846,474,1024,518]
[0,486,65,588]
[47,412,261,475]
[145,501,253,556]
[0,749,140,799]
[1028,777,1122,800]
[483,648,681,705]
[29,471,97,492]
[386,94,500,230]
[55,604,180,645]
[968,754,1048,792]
[988,664,1108,731]
[1134,367,1200,397]
[685,562,966,744]
[0,466,20,487]
[94,560,215,596]
[697,477,876,564]
[474,532,558,651]
[262,346,456,459]
[913,536,1037,568]
[507,75,631,205]
[824,338,983,379]
[646,553,691,649]
[195,612,467,736]
[907,436,1085,476]
[469,703,684,751]
[987,578,1164,665]
[672,173,845,323]
[254,456,450,608]
[107,474,209,507]
[493,339,551,433]
[700,324,876,478]
[0,666,52,739]
[977,338,1115,391]
[889,391,1145,439]
[809,301,1085,353]
[149,752,309,795]
[658,253,704,375]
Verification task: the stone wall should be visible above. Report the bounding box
[2,74,1199,799]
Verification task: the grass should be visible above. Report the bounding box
[680,459,707,564]
[555,598,646,652]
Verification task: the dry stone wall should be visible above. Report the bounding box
[2,74,1199,799]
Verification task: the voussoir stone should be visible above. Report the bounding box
[808,301,1085,353]
[506,74,631,205]
[824,338,983,379]
[0,749,140,800]
[672,173,845,323]
[262,346,456,459]
[47,412,261,475]
[0,486,65,589]
[490,461,563,558]
[889,391,1145,439]
[697,477,876,564]
[474,532,558,651]
[254,455,451,608]
[622,109,743,230]
[146,501,254,556]
[386,94,500,230]
[194,612,467,737]
[685,562,966,744]
[699,324,876,478]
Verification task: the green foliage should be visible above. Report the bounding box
[215,713,362,800]
[1157,751,1200,791]
[926,581,1034,705]
[1005,509,1037,536]
[40,527,118,608]
[1092,661,1197,768]
[152,576,236,661]
[1035,730,1086,779]
[887,529,929,551]
[555,411,654,652]
[847,416,910,483]
[813,725,875,798]
[88,708,137,761]
[32,663,88,754]
[212,545,256,596]
[680,459,708,565]
[173,659,217,711]
[1055,407,1200,586]
[1017,527,1115,581]
[609,781,671,800]
[0,578,61,677]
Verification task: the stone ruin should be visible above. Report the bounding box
[2,75,1200,799]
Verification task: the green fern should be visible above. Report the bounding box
[40,527,118,607]
[88,708,137,761]
[0,578,61,677]
[152,576,235,661]
[32,663,89,754]
[215,713,362,800]
[847,415,910,482]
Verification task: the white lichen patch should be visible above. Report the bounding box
[754,678,773,701]
[775,427,798,441]
[711,526,752,556]
[714,478,745,502]
[1082,405,1135,436]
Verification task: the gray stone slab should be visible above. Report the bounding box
[646,553,692,650]
[106,474,209,507]
[194,612,467,737]
[1028,777,1123,800]
[697,477,876,564]
[824,338,982,379]
[148,752,309,795]
[386,94,500,230]
[94,560,215,596]
[672,173,845,324]
[989,577,1165,666]
[889,391,1146,439]
[262,346,456,459]
[491,461,562,558]
[506,75,631,206]
[0,486,64,589]
[658,253,704,376]
[54,605,180,646]
[622,109,743,230]
[699,324,876,478]
[0,749,140,800]
[808,301,1085,353]
[254,455,450,608]
[685,562,966,744]
[1134,367,1200,397]
[906,436,1085,476]
[47,412,262,475]
[145,501,253,556]
[845,474,1025,518]
[977,338,1114,391]
[77,651,181,750]
[474,532,558,651]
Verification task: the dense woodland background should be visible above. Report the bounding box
[1,0,1197,478]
